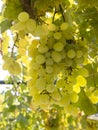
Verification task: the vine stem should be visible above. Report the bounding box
[59,4,66,22]
[20,0,35,19]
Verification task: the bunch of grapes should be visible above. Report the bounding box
[4,11,89,114]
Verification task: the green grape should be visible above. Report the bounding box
[67,49,76,59]
[46,65,53,73]
[56,79,65,88]
[53,42,64,52]
[8,61,21,75]
[18,12,29,22]
[45,52,51,58]
[76,75,87,87]
[73,83,80,93]
[36,78,46,91]
[29,61,40,70]
[65,57,73,66]
[38,44,49,53]
[26,19,36,33]
[18,38,28,48]
[78,67,89,77]
[51,51,62,63]
[60,22,68,31]
[11,22,26,31]
[47,37,56,49]
[58,94,70,107]
[35,54,46,64]
[46,84,55,93]
[90,94,98,104]
[2,56,13,70]
[70,92,79,103]
[60,50,66,59]
[38,67,46,76]
[51,90,61,101]
[39,94,49,104]
[74,56,84,65]
[46,58,54,65]
[48,23,56,31]
[76,50,83,58]
[54,32,62,40]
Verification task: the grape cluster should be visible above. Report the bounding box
[10,12,89,113]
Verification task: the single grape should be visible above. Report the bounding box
[54,32,62,40]
[48,23,56,31]
[67,49,76,59]
[18,12,29,22]
[26,19,36,33]
[51,51,62,63]
[53,42,64,52]
[70,92,79,103]
[60,22,68,31]
[35,54,46,64]
[46,65,53,73]
[38,44,49,53]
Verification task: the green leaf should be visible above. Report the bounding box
[3,0,23,20]
[77,88,97,115]
[0,19,12,33]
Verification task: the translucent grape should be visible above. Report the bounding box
[70,92,79,103]
[60,22,68,31]
[51,51,62,63]
[18,12,29,22]
[35,54,45,64]
[54,32,62,40]
[67,49,76,59]
[36,78,46,91]
[76,50,83,58]
[53,42,64,52]
[46,58,54,65]
[46,65,53,73]
[76,75,87,87]
[38,44,49,53]
[48,23,56,31]
[26,19,36,33]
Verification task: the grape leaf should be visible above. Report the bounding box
[0,19,12,33]
[77,88,97,115]
[3,0,23,20]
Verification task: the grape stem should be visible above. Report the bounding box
[59,4,66,22]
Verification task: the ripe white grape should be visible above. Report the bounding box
[18,38,28,48]
[67,49,76,59]
[53,42,64,52]
[39,94,49,104]
[76,50,83,58]
[70,92,79,103]
[51,51,62,63]
[48,23,56,31]
[51,90,61,101]
[18,12,29,22]
[26,19,36,33]
[46,58,54,65]
[38,44,49,53]
[76,75,87,87]
[54,32,62,39]
[35,54,45,64]
[46,65,53,73]
[36,78,46,91]
[60,22,68,31]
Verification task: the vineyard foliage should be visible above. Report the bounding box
[0,0,98,129]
